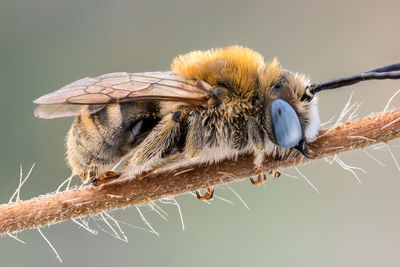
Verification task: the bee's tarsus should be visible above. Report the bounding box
[250,173,266,185]
[270,170,281,179]
[196,187,214,200]
[92,171,121,186]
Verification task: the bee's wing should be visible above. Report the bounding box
[34,71,210,119]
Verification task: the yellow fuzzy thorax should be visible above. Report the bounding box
[171,46,282,98]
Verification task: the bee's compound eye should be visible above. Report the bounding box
[271,99,302,148]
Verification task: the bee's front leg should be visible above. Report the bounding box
[250,151,281,185]
[250,173,267,185]
[270,170,281,179]
[250,151,267,185]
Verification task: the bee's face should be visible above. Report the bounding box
[262,72,320,156]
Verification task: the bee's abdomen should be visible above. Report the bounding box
[66,103,160,181]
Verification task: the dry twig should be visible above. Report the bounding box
[1,109,400,235]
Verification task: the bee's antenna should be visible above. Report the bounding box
[302,63,400,101]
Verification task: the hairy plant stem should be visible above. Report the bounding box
[1,109,400,235]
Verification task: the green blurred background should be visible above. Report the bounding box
[1,0,400,266]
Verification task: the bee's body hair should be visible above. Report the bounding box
[34,46,400,183]
[64,46,320,181]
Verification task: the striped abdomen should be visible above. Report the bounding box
[66,102,160,182]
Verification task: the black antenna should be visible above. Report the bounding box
[302,62,400,101]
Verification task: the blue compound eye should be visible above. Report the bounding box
[271,99,302,148]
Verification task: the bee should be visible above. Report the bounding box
[34,46,400,199]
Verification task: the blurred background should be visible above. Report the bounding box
[1,0,400,266]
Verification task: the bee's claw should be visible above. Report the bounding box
[250,174,266,185]
[250,167,281,184]
[196,187,214,200]
[270,170,281,179]
[92,171,121,186]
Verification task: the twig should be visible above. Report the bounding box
[1,109,400,235]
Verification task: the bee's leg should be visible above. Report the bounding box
[250,150,282,184]
[269,154,282,179]
[92,152,184,185]
[250,166,281,184]
[250,172,267,185]
[127,153,184,182]
[196,187,214,200]
[270,170,281,179]
[250,151,267,185]
[121,112,185,179]
[91,171,121,186]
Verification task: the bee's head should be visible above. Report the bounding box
[262,60,400,157]
[263,71,320,158]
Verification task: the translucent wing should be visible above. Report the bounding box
[34,71,210,119]
[34,104,105,119]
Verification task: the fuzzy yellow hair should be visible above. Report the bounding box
[171,46,282,98]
